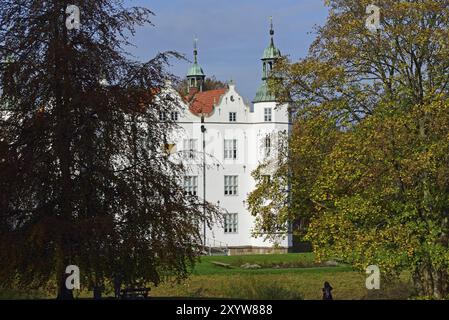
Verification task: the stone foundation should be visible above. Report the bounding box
[227,246,289,256]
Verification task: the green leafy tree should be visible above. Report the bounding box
[248,111,339,243]
[0,0,218,298]
[249,0,449,298]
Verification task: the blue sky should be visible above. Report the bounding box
[124,0,329,102]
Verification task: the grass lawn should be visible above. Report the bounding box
[0,253,414,300]
[151,253,414,300]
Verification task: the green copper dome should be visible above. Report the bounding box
[187,39,205,78]
[262,41,281,60]
[253,18,281,104]
[187,62,205,77]
[254,80,276,103]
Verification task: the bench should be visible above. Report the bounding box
[120,287,151,300]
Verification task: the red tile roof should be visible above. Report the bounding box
[187,89,227,115]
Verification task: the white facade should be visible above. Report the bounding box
[168,85,291,250]
[167,24,292,252]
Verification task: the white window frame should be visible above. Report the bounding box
[184,176,198,196]
[171,111,179,121]
[183,139,197,159]
[159,111,168,121]
[224,175,238,196]
[224,213,238,234]
[224,139,237,160]
[229,112,237,122]
[264,108,272,122]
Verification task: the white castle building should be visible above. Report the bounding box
[167,22,292,255]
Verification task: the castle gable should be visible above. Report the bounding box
[187,88,227,116]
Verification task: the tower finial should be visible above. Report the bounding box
[269,17,275,46]
[193,36,198,63]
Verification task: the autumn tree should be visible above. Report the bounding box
[175,76,228,96]
[249,0,449,298]
[248,108,340,244]
[0,0,218,298]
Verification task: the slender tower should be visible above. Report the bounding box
[251,18,292,250]
[253,17,282,104]
[186,38,206,93]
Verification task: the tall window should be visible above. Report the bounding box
[184,176,198,196]
[277,130,288,164]
[183,139,197,159]
[171,111,179,121]
[264,108,272,122]
[224,175,238,196]
[264,135,271,157]
[229,112,237,122]
[224,213,238,234]
[224,139,237,160]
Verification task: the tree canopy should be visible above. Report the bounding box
[248,0,449,298]
[175,76,228,96]
[0,0,218,298]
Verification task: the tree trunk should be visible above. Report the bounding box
[56,272,74,300]
[413,264,448,299]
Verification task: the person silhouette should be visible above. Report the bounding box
[114,273,123,299]
[322,281,333,300]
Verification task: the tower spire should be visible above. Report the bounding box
[253,18,282,103]
[194,37,198,63]
[187,36,206,93]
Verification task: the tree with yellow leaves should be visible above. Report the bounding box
[249,0,449,298]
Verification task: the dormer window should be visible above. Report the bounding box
[229,112,237,122]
